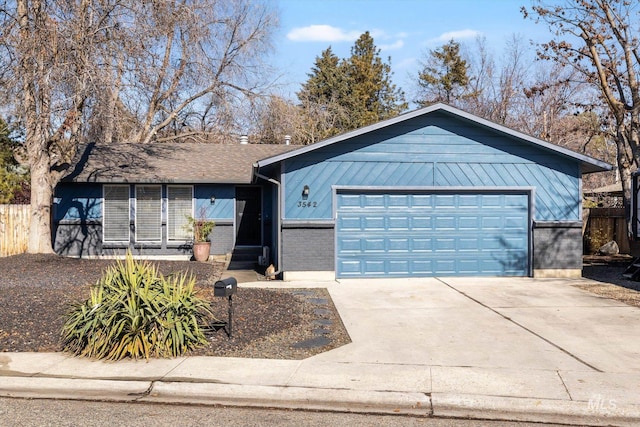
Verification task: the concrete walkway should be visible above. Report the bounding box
[2,277,640,426]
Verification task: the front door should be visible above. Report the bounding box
[235,187,262,246]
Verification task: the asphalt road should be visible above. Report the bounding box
[0,397,566,427]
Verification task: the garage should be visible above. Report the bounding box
[256,103,611,280]
[336,190,531,278]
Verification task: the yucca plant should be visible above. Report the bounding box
[61,253,215,360]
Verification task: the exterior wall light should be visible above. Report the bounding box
[302,185,310,199]
[210,196,216,204]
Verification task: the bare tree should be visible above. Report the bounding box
[0,0,278,253]
[120,0,277,144]
[0,0,116,253]
[460,35,532,127]
[524,0,640,209]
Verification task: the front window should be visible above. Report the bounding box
[103,185,130,242]
[135,185,162,242]
[168,185,193,241]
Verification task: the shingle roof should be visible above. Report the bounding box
[63,142,296,184]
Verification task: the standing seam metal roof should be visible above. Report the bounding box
[255,103,612,174]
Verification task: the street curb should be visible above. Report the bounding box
[432,393,640,427]
[3,376,640,426]
[0,376,151,401]
[144,381,432,416]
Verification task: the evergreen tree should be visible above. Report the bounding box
[297,47,346,106]
[417,39,472,106]
[0,118,28,204]
[296,32,407,139]
[296,47,350,141]
[344,31,407,128]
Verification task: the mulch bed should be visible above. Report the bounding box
[580,255,640,307]
[3,253,639,360]
[0,254,350,359]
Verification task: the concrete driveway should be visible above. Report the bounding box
[305,276,640,408]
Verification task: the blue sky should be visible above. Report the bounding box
[272,0,551,101]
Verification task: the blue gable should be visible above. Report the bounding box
[280,111,583,222]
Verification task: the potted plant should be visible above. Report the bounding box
[185,215,215,262]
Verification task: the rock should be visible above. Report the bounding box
[599,240,620,255]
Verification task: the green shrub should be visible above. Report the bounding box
[184,215,215,242]
[61,253,215,360]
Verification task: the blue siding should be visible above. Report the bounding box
[194,184,234,220]
[283,113,581,222]
[54,184,102,221]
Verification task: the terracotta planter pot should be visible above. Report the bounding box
[193,242,211,262]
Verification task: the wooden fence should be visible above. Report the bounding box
[583,207,629,254]
[0,204,30,257]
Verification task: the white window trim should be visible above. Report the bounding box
[102,184,130,244]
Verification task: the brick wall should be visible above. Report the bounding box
[282,225,334,271]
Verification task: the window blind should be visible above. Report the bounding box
[135,185,162,242]
[103,185,129,242]
[168,186,193,241]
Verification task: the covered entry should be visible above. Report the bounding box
[335,189,531,278]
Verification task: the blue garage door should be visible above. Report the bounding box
[336,191,530,278]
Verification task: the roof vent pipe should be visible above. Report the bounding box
[284,135,291,145]
[240,135,249,145]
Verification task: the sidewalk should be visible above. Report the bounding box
[2,277,640,426]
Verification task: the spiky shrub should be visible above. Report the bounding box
[61,254,214,360]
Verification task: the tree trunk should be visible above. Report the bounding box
[27,151,54,254]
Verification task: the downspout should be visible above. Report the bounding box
[253,166,283,279]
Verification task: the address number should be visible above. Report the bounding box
[298,201,317,208]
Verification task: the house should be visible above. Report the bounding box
[54,103,611,279]
[54,142,296,259]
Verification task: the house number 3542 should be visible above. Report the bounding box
[298,201,317,208]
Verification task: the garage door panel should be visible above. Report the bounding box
[364,238,385,251]
[389,194,410,207]
[482,195,502,207]
[458,237,480,251]
[388,260,410,273]
[364,194,385,206]
[435,216,456,229]
[435,194,456,207]
[411,216,432,229]
[336,191,529,278]
[412,194,433,207]
[412,238,433,251]
[459,216,481,229]
[338,216,362,230]
[364,217,385,229]
[389,238,410,251]
[388,216,410,229]
[337,194,361,208]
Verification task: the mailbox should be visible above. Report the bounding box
[214,277,237,298]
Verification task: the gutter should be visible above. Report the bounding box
[253,166,283,279]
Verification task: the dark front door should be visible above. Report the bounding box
[235,187,262,246]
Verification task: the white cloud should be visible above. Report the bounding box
[287,25,362,42]
[380,39,404,51]
[430,29,482,43]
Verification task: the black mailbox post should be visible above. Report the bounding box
[213,277,237,337]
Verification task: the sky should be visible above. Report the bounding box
[271,0,552,103]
